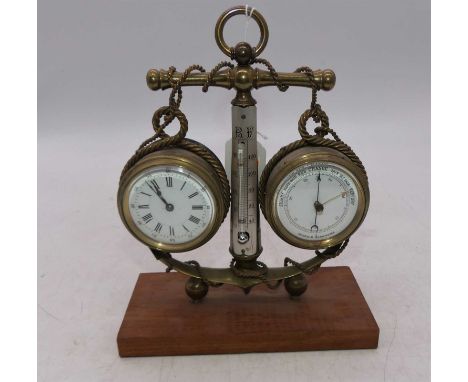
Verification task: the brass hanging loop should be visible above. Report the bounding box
[153,65,206,131]
[215,5,269,58]
[298,106,331,140]
[151,106,188,140]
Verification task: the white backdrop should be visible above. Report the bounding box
[38,1,430,381]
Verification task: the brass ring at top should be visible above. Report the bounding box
[215,6,269,58]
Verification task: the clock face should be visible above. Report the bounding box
[273,161,360,242]
[127,166,215,245]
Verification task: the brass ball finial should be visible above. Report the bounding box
[234,42,254,65]
[146,69,160,90]
[185,277,209,301]
[321,69,336,91]
[284,274,308,297]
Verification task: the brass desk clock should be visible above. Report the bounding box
[118,6,369,300]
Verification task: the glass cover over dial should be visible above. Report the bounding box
[274,161,360,242]
[128,166,215,245]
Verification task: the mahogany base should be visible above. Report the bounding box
[117,266,379,357]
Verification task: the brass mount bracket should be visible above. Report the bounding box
[147,67,336,92]
[147,5,335,106]
[144,6,340,297]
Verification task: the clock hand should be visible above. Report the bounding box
[156,192,169,206]
[156,192,175,212]
[316,173,321,201]
[322,191,348,206]
[313,173,324,212]
[312,173,322,230]
[146,181,174,212]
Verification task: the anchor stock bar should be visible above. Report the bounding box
[146,68,336,92]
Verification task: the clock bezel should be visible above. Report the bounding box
[263,146,369,250]
[118,148,226,253]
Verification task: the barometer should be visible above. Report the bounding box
[260,146,369,250]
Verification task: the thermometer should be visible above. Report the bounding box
[230,106,261,257]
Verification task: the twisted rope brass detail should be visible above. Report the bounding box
[202,61,235,92]
[258,84,367,273]
[284,239,349,275]
[121,55,356,292]
[252,58,289,92]
[259,106,367,216]
[120,65,230,220]
[230,259,282,290]
[184,260,224,288]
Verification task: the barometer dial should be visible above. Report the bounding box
[276,162,359,240]
[118,148,226,252]
[262,146,369,249]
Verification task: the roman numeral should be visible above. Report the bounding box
[166,177,173,187]
[154,222,162,232]
[147,180,160,194]
[192,205,203,210]
[189,215,200,224]
[188,191,199,199]
[169,226,175,236]
[142,213,153,224]
[182,224,189,232]
[180,181,186,190]
[138,205,149,209]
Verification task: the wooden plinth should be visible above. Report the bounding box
[117,266,379,357]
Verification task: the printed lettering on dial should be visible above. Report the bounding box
[275,162,359,241]
[128,167,215,245]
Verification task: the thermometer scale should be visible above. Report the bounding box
[230,106,260,258]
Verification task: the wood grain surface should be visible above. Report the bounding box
[117,266,379,357]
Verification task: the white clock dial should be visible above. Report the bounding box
[274,162,359,241]
[127,166,215,245]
